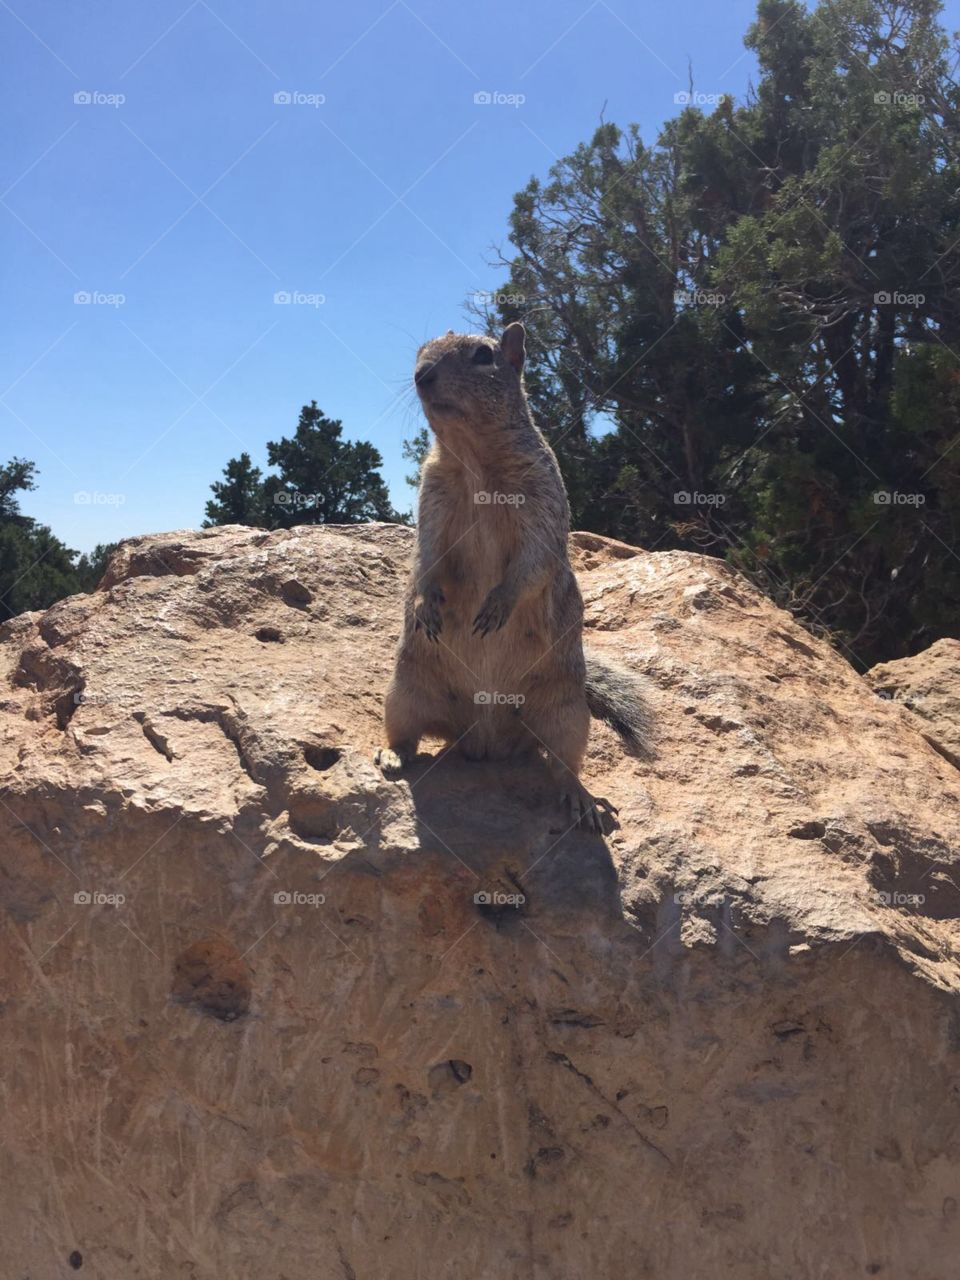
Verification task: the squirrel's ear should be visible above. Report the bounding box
[499,322,526,373]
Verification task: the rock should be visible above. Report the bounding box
[867,637,960,769]
[1,522,959,1279]
[171,936,253,1021]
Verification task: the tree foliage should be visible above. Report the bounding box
[486,0,960,664]
[203,453,265,527]
[74,542,119,590]
[0,459,97,621]
[205,402,406,529]
[401,427,430,490]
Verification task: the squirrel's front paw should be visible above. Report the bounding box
[413,586,445,642]
[472,584,514,637]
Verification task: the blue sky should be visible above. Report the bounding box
[5,0,944,552]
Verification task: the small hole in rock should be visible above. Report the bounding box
[255,626,284,643]
[788,821,826,840]
[68,1251,83,1270]
[305,745,342,771]
[171,938,251,1022]
[428,1058,472,1093]
[281,579,312,608]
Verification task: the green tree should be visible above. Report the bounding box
[401,427,430,489]
[203,452,264,527]
[75,542,119,590]
[206,403,406,530]
[265,402,402,526]
[0,459,84,621]
[488,0,960,664]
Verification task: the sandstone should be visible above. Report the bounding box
[1,523,959,1278]
[868,636,960,771]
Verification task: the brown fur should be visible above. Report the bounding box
[378,323,642,829]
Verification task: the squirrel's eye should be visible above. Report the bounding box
[472,345,494,365]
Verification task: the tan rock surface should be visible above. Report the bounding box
[1,523,959,1279]
[868,637,960,771]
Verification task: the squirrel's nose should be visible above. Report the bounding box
[415,362,437,388]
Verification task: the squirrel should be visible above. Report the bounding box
[376,322,650,831]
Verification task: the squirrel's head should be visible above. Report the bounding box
[414,324,527,436]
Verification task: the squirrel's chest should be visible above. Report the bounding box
[441,497,521,583]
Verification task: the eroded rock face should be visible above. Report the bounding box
[868,637,960,770]
[1,523,959,1279]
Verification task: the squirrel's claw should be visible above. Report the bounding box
[472,586,513,637]
[414,589,444,642]
[560,784,617,835]
[415,618,441,643]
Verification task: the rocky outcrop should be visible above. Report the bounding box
[868,637,960,771]
[1,523,959,1279]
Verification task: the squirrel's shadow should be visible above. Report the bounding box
[390,748,624,925]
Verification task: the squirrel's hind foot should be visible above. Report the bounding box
[557,782,618,835]
[375,746,414,777]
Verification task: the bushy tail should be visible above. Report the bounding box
[584,651,655,759]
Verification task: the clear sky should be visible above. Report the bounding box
[5,0,952,552]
